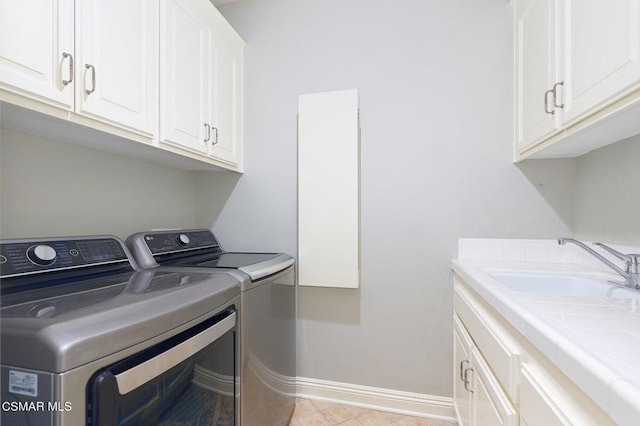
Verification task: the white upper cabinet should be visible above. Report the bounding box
[0,0,156,137]
[160,0,244,170]
[208,36,243,166]
[0,0,74,109]
[160,0,211,155]
[515,0,561,151]
[560,0,640,125]
[76,0,157,135]
[1,0,243,171]
[513,0,640,160]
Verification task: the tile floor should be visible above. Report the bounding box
[289,398,456,426]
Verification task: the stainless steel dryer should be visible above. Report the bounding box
[0,235,241,426]
[126,229,296,426]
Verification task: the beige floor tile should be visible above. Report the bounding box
[289,418,302,426]
[294,412,333,426]
[310,399,337,411]
[381,411,405,423]
[292,398,320,419]
[354,410,392,426]
[320,404,354,424]
[336,420,361,426]
[289,398,456,426]
[343,405,373,418]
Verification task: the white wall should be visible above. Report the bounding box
[213,0,574,398]
[0,126,197,240]
[573,134,640,246]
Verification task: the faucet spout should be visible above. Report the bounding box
[558,238,639,289]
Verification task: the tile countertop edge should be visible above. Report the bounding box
[451,258,640,426]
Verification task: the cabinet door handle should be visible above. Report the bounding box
[212,126,218,145]
[62,52,74,86]
[553,81,564,109]
[85,64,96,95]
[544,89,555,114]
[463,367,474,393]
[204,123,211,143]
[460,359,470,382]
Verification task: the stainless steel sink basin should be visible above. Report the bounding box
[488,271,640,299]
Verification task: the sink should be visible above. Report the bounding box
[488,271,640,299]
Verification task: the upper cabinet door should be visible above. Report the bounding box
[560,0,640,125]
[76,0,157,135]
[208,36,243,166]
[515,0,561,151]
[160,0,210,155]
[0,0,74,109]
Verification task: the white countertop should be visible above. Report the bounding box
[452,257,640,425]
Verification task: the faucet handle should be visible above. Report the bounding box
[594,242,640,272]
[594,242,628,261]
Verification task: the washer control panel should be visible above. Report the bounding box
[0,237,129,277]
[143,230,220,255]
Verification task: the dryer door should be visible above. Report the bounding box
[87,308,237,426]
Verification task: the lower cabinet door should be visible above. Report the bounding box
[471,349,518,426]
[453,317,472,426]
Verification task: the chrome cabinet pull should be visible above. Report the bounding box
[552,81,564,109]
[62,52,74,86]
[460,359,469,382]
[85,64,96,94]
[212,126,218,145]
[463,367,474,393]
[204,123,211,142]
[544,89,555,114]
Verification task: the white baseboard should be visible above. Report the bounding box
[295,376,456,422]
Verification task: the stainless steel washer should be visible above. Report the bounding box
[126,229,296,426]
[1,235,241,426]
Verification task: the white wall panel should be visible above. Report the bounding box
[298,89,359,288]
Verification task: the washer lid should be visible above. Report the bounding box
[0,270,240,373]
[197,253,295,281]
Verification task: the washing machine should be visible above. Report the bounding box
[126,229,296,426]
[1,235,241,426]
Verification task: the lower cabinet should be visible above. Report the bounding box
[454,316,517,426]
[453,274,617,426]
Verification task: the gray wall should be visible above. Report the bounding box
[214,0,574,396]
[573,134,640,246]
[0,125,197,240]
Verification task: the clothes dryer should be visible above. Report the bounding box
[126,229,296,426]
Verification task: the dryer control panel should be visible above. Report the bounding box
[0,237,129,278]
[142,230,220,255]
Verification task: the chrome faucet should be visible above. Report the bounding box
[558,238,640,289]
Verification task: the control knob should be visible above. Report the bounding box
[177,234,190,247]
[27,245,57,266]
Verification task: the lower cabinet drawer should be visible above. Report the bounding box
[520,364,570,426]
[520,363,615,426]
